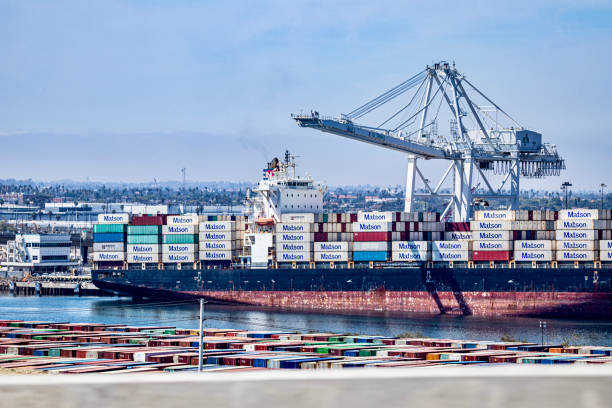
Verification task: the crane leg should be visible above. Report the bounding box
[453,158,474,222]
[405,155,417,212]
[510,155,520,210]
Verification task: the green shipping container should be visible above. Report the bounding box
[94,224,125,233]
[163,234,197,244]
[127,234,161,244]
[128,225,162,235]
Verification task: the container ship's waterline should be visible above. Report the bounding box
[92,155,612,319]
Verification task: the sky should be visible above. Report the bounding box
[1,0,611,190]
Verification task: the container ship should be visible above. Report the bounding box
[92,153,612,319]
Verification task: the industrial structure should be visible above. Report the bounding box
[293,61,565,221]
[2,234,78,274]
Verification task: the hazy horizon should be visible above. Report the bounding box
[1,1,611,190]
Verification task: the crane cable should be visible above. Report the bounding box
[346,70,427,120]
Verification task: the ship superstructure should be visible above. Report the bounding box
[243,151,325,267]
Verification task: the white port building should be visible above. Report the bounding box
[2,234,78,274]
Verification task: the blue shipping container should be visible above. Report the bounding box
[93,233,125,242]
[353,251,388,262]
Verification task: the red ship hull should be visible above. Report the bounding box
[185,290,612,318]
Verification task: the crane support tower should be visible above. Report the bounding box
[292,61,565,221]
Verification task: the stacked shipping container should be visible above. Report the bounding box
[163,214,200,265]
[93,213,128,268]
[199,215,245,263]
[127,216,164,266]
[92,208,612,268]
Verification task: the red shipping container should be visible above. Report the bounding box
[353,232,391,241]
[350,213,358,223]
[314,232,328,242]
[472,250,511,261]
[131,215,167,225]
[445,222,469,232]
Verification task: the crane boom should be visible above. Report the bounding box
[292,114,448,159]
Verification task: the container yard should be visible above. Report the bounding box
[2,319,612,375]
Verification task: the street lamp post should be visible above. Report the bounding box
[539,321,547,345]
[561,182,572,209]
[600,183,607,210]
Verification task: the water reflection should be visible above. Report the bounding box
[1,296,611,346]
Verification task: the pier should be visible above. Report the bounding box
[0,277,109,296]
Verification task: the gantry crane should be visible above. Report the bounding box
[293,61,564,221]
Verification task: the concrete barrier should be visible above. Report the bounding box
[1,366,611,408]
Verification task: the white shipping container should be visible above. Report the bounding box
[127,244,160,254]
[555,230,595,241]
[514,240,553,251]
[199,231,235,241]
[558,209,598,220]
[199,250,232,261]
[555,251,596,261]
[473,240,513,251]
[97,213,129,224]
[472,230,511,241]
[276,232,313,242]
[357,211,394,222]
[600,240,612,251]
[470,220,513,231]
[444,231,473,240]
[93,242,124,252]
[514,250,553,261]
[600,251,612,261]
[281,213,315,223]
[276,251,312,262]
[433,241,469,251]
[391,251,430,262]
[352,222,392,232]
[555,220,594,230]
[556,241,596,251]
[276,242,313,252]
[391,241,430,251]
[314,242,350,252]
[275,223,312,233]
[432,250,469,261]
[93,252,125,262]
[166,214,201,225]
[162,243,198,253]
[474,210,515,221]
[127,253,160,263]
[354,241,390,251]
[163,225,197,235]
[315,252,350,262]
[199,241,232,250]
[199,221,235,232]
[163,253,196,263]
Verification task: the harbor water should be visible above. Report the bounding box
[1,295,611,346]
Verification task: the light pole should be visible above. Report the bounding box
[600,183,607,210]
[198,298,206,372]
[561,182,572,209]
[539,321,547,345]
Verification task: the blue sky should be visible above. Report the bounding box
[1,1,611,189]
